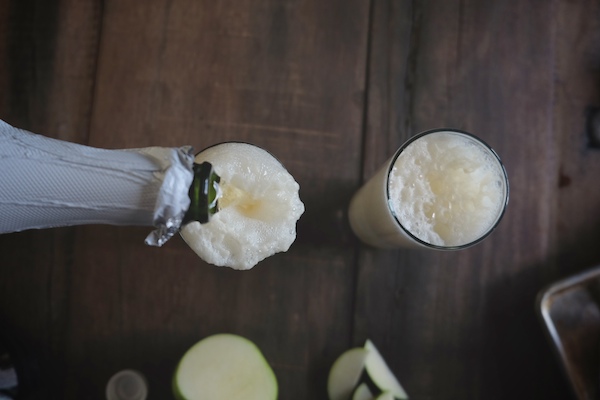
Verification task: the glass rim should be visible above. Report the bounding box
[385,128,510,250]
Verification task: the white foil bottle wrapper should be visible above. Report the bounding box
[0,120,194,246]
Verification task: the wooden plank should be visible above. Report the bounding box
[356,1,571,399]
[549,3,600,395]
[0,0,102,397]
[553,0,600,272]
[61,0,370,398]
[3,0,596,398]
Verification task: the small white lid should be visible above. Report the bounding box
[106,370,148,400]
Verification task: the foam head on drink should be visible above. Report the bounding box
[349,130,508,249]
[180,143,305,270]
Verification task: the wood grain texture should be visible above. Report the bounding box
[0,0,599,399]
[355,0,577,399]
[60,0,370,398]
[553,0,600,273]
[0,1,102,398]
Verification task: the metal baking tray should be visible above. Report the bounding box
[537,265,600,400]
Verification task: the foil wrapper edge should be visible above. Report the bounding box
[144,146,194,247]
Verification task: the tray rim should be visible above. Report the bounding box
[536,265,600,400]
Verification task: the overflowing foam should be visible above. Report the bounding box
[388,131,506,247]
[180,143,304,270]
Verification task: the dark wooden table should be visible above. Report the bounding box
[2,0,600,399]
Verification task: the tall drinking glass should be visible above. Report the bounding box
[348,129,509,250]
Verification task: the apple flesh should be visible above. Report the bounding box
[363,340,408,399]
[352,383,374,400]
[327,340,408,400]
[327,348,370,400]
[374,392,395,400]
[173,334,277,400]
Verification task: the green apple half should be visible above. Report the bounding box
[327,339,408,400]
[173,333,277,400]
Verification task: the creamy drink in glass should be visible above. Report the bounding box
[348,129,509,250]
[179,142,305,270]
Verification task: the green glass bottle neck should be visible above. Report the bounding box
[182,162,221,225]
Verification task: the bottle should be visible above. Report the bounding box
[0,119,200,246]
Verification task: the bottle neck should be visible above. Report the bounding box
[0,120,193,241]
[183,162,221,225]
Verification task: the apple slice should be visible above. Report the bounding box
[363,340,408,399]
[352,383,374,400]
[327,347,370,400]
[374,391,395,400]
[172,334,277,400]
[327,340,408,400]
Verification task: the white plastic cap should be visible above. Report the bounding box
[106,370,148,400]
